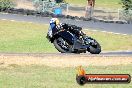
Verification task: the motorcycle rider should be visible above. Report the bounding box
[47,18,93,45]
[47,18,101,54]
[48,18,86,38]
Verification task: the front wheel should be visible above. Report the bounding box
[53,37,73,53]
[87,39,101,54]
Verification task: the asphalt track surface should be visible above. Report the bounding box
[0,51,132,57]
[0,13,132,56]
[0,13,132,35]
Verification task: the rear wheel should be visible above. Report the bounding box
[87,39,101,54]
[53,37,73,53]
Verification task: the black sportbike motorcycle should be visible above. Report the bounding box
[46,23,101,54]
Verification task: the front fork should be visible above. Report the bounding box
[81,34,95,45]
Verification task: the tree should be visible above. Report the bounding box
[121,0,132,10]
[120,0,132,23]
[0,0,15,9]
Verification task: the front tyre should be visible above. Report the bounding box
[88,39,101,54]
[53,37,73,53]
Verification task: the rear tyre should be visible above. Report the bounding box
[53,37,73,53]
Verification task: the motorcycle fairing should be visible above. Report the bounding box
[73,37,90,53]
[54,31,74,45]
[48,23,58,38]
[55,31,90,53]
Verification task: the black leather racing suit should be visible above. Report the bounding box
[57,23,84,38]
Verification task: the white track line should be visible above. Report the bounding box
[102,50,132,53]
[1,19,34,24]
[84,29,128,36]
[1,19,7,20]
[10,20,15,22]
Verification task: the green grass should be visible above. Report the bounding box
[0,64,132,88]
[0,20,57,53]
[65,0,121,8]
[84,30,132,51]
[0,20,132,53]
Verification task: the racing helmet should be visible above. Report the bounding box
[50,18,60,25]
